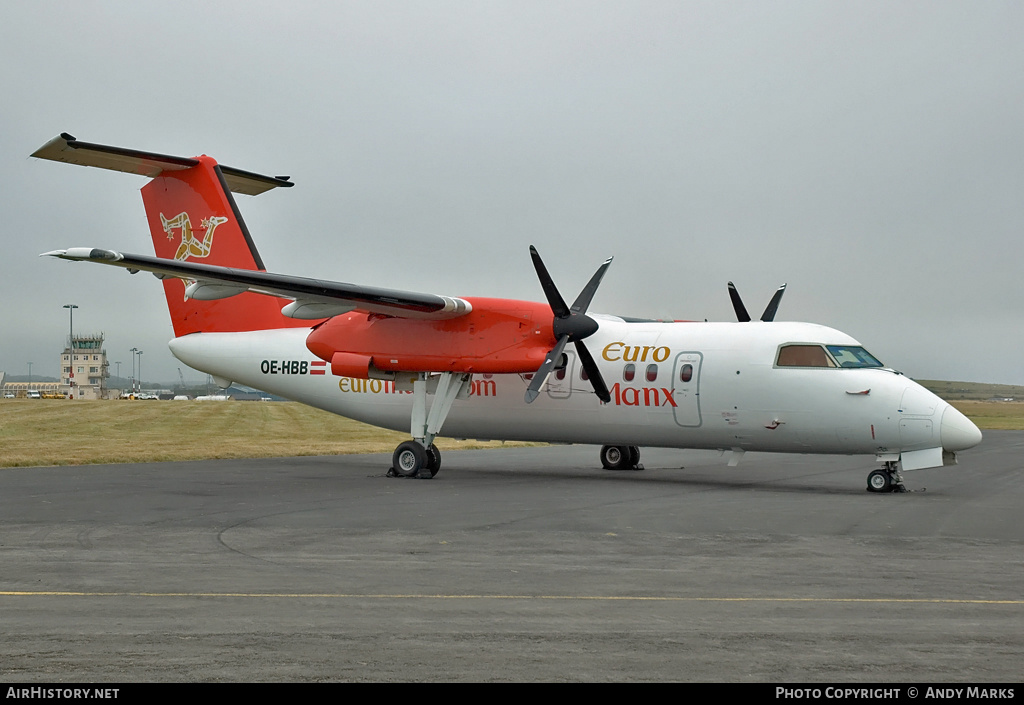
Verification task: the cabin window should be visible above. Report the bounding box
[645,364,658,382]
[679,364,693,383]
[580,367,589,381]
[623,364,635,382]
[555,367,566,381]
[825,345,884,368]
[776,344,836,368]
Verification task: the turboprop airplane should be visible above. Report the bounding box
[32,133,982,492]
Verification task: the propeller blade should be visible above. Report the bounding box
[528,245,613,404]
[529,246,570,318]
[570,256,613,314]
[759,284,787,322]
[727,281,751,322]
[574,340,611,403]
[525,335,569,403]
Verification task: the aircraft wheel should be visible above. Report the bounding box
[425,444,442,477]
[600,445,632,470]
[393,441,428,478]
[628,446,640,467]
[866,469,892,493]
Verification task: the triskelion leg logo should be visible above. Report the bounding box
[160,212,229,261]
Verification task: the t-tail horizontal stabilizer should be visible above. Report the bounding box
[31,133,293,196]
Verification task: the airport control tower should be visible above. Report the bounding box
[61,333,110,399]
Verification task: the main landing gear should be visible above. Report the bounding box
[390,441,441,478]
[866,460,907,493]
[600,445,642,471]
[387,372,472,479]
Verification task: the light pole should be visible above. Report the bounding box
[63,304,78,396]
[129,347,138,396]
[115,361,121,386]
[136,350,144,395]
[27,362,32,386]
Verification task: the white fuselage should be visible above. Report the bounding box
[168,316,978,463]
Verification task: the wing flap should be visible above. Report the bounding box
[42,248,472,320]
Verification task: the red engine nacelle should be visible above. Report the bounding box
[305,297,557,378]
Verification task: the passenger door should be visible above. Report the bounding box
[671,352,703,427]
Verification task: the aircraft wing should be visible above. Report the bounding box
[41,247,472,320]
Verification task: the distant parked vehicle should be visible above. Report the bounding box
[26,390,41,399]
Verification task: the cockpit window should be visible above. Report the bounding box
[776,344,836,368]
[825,345,883,368]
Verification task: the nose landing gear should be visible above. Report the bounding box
[867,461,906,493]
[600,445,643,471]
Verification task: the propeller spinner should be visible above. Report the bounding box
[728,281,787,322]
[525,246,612,404]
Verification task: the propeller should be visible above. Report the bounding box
[727,281,787,322]
[525,246,612,404]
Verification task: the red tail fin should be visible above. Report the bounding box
[140,156,309,336]
[31,134,314,337]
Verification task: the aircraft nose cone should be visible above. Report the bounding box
[940,404,983,451]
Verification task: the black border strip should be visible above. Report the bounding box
[65,136,200,169]
[214,165,267,271]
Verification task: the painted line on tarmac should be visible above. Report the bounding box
[0,591,1022,604]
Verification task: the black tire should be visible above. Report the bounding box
[867,469,892,493]
[628,446,640,468]
[425,444,442,477]
[600,445,632,470]
[393,441,428,478]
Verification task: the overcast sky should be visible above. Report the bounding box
[2,1,1022,386]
